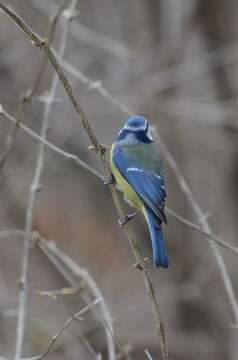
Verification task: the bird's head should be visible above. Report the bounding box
[116,116,154,144]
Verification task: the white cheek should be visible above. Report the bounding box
[147,129,154,141]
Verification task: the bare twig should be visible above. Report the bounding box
[166,207,238,255]
[155,96,238,131]
[0,106,103,180]
[29,0,132,60]
[145,349,154,360]
[62,59,238,132]
[138,41,238,95]
[12,2,78,359]
[56,57,238,134]
[79,336,102,359]
[34,233,121,360]
[0,4,169,358]
[0,1,67,178]
[62,59,133,116]
[0,229,27,239]
[1,189,238,262]
[158,137,238,325]
[23,298,102,360]
[0,228,116,359]
[0,100,22,176]
[26,0,68,99]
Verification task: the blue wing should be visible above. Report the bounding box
[113,145,167,224]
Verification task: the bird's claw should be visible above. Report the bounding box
[133,257,150,271]
[99,144,109,154]
[118,210,138,226]
[88,144,108,154]
[118,216,129,226]
[103,175,114,185]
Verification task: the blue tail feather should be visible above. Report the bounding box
[145,208,169,268]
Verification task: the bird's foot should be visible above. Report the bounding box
[118,210,138,226]
[103,175,114,185]
[87,144,109,154]
[133,257,150,271]
[99,144,109,154]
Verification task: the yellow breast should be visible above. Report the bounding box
[110,144,143,212]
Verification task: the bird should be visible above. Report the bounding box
[110,116,169,268]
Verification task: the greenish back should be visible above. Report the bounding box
[121,142,165,175]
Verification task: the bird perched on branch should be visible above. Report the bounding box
[110,116,169,268]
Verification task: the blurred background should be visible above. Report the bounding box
[0,0,238,359]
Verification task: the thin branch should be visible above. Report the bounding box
[0,229,27,239]
[23,298,102,360]
[61,59,238,133]
[138,41,238,95]
[0,3,40,44]
[1,192,238,261]
[62,59,133,116]
[29,0,132,60]
[26,0,68,99]
[0,228,117,359]
[0,1,67,178]
[0,106,103,180]
[0,229,126,360]
[155,96,238,130]
[57,57,238,134]
[145,349,154,360]
[166,207,238,255]
[34,233,122,360]
[158,137,238,325]
[0,4,169,358]
[13,2,77,359]
[0,99,22,177]
[79,336,102,360]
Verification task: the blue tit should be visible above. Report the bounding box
[110,116,169,268]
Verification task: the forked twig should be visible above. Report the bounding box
[0,228,117,359]
[23,298,102,360]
